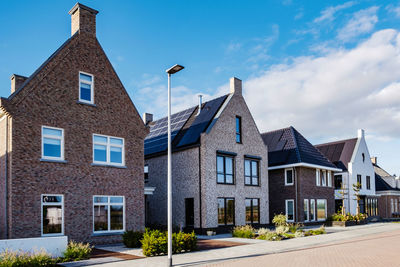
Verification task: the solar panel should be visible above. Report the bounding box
[145,107,196,155]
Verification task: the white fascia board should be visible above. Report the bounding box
[268,162,342,172]
[376,191,400,196]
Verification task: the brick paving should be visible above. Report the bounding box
[213,230,400,267]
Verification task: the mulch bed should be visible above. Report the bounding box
[197,239,246,250]
[90,248,144,260]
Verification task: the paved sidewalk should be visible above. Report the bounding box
[62,223,400,267]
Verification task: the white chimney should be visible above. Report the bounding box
[143,113,153,125]
[196,94,203,116]
[230,77,242,95]
[357,129,365,139]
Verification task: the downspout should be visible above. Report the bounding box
[5,116,8,239]
[198,146,203,232]
[294,167,298,222]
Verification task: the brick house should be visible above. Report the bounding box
[262,127,340,223]
[316,129,378,216]
[144,78,269,232]
[372,157,400,218]
[0,3,148,244]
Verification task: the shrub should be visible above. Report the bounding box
[232,225,255,238]
[295,230,305,238]
[123,231,144,248]
[0,249,57,266]
[275,225,289,235]
[305,226,326,236]
[257,232,282,241]
[141,229,197,257]
[61,241,92,262]
[257,228,270,236]
[288,223,303,233]
[272,214,287,227]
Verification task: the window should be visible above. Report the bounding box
[79,72,94,104]
[310,199,316,221]
[218,198,235,225]
[357,174,362,188]
[334,175,343,189]
[285,168,294,186]
[144,164,149,184]
[41,126,64,161]
[316,169,320,186]
[327,171,332,187]
[285,199,294,222]
[317,199,327,221]
[366,176,371,190]
[245,198,259,224]
[42,194,63,236]
[321,170,327,186]
[93,196,125,233]
[217,155,234,184]
[244,159,259,186]
[391,199,394,214]
[235,116,242,143]
[93,134,125,166]
[304,199,309,222]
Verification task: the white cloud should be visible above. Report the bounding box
[337,6,379,42]
[226,42,241,53]
[244,29,400,140]
[386,4,400,17]
[314,1,356,23]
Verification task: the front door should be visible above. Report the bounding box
[185,198,194,227]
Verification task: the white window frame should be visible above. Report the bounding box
[310,199,316,221]
[316,169,320,186]
[41,194,64,237]
[41,126,64,161]
[321,170,327,186]
[317,199,327,221]
[93,195,125,234]
[93,134,125,167]
[285,168,294,186]
[285,199,295,222]
[79,71,94,104]
[304,199,309,222]
[327,171,332,187]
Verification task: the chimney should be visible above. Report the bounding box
[230,77,242,95]
[196,94,203,116]
[357,129,365,139]
[68,3,99,37]
[10,74,28,94]
[371,157,377,165]
[143,113,153,125]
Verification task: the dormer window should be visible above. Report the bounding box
[79,72,94,104]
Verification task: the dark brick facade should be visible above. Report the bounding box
[269,167,335,223]
[378,195,400,218]
[0,4,147,244]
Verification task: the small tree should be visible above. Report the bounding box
[338,182,347,216]
[353,182,361,215]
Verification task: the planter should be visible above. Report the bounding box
[330,221,357,227]
[357,219,367,225]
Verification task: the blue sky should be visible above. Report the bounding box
[0,1,399,175]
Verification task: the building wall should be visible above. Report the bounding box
[201,93,269,228]
[269,167,335,223]
[0,116,7,239]
[145,147,200,228]
[348,134,376,214]
[377,194,400,218]
[4,31,147,244]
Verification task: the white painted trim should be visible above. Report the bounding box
[285,199,295,222]
[144,187,156,195]
[376,191,400,196]
[41,194,64,237]
[41,126,65,161]
[79,71,94,104]
[93,195,125,234]
[269,162,341,172]
[304,199,309,222]
[93,134,125,167]
[284,168,294,186]
[316,169,320,186]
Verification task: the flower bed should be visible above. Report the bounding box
[327,213,368,227]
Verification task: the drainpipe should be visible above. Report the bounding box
[198,146,203,232]
[294,167,298,222]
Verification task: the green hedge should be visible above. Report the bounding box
[141,229,197,257]
[232,225,255,238]
[123,231,144,248]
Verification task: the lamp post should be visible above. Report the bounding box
[165,64,184,267]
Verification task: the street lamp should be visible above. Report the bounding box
[166,64,184,267]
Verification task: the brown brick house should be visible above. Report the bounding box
[0,3,148,244]
[262,127,341,223]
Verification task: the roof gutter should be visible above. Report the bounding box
[268,162,342,172]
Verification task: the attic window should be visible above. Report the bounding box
[79,72,94,104]
[362,153,365,162]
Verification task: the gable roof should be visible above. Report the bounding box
[144,94,229,157]
[374,163,400,192]
[261,126,338,170]
[315,138,358,171]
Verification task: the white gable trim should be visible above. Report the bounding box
[269,162,341,172]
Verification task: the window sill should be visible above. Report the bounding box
[91,163,127,169]
[92,232,124,237]
[40,158,67,163]
[285,184,294,186]
[245,184,260,187]
[77,100,96,107]
[216,182,235,185]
